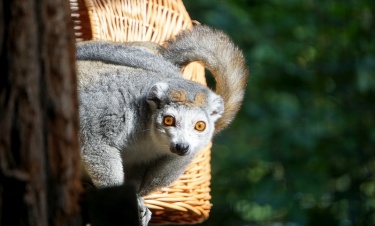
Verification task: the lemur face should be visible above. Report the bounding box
[153,104,214,156]
[147,82,224,156]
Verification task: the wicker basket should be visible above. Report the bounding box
[69,0,212,224]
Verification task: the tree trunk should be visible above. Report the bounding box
[0,0,82,225]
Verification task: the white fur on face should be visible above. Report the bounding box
[152,104,215,156]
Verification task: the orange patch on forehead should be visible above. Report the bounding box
[171,90,187,103]
[193,93,206,106]
[170,90,206,107]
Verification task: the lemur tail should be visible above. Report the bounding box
[161,25,249,133]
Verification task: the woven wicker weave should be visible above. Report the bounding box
[69,0,212,224]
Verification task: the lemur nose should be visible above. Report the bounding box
[173,143,190,156]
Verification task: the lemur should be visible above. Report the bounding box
[76,24,248,225]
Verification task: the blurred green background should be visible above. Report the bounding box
[182,0,375,226]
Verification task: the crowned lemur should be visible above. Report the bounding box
[76,24,248,225]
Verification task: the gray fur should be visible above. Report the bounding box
[77,24,248,225]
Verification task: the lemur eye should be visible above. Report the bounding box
[195,121,206,131]
[163,116,175,126]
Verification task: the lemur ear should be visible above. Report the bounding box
[147,82,169,109]
[209,93,224,122]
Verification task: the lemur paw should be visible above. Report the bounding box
[138,196,152,226]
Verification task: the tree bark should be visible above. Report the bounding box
[0,0,82,225]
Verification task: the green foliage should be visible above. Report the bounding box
[182,0,375,225]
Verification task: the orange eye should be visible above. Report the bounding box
[163,116,175,126]
[195,121,206,131]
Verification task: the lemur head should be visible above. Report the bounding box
[146,81,224,156]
